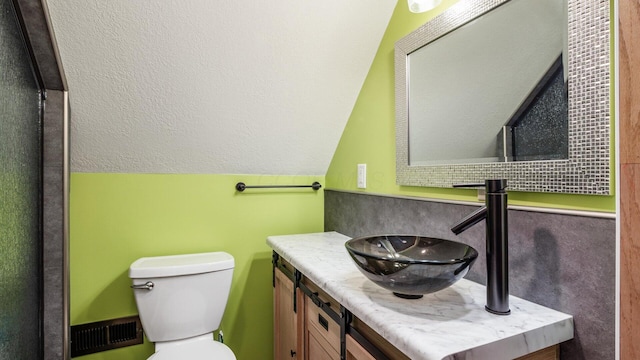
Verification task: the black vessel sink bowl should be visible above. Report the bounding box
[345,235,478,299]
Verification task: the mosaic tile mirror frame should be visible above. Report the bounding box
[395,0,610,194]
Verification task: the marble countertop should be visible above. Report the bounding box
[267,232,573,360]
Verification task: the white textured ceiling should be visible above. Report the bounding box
[45,0,396,174]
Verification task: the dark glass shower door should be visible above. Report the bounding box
[1,0,43,358]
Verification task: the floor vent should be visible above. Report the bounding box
[70,315,143,357]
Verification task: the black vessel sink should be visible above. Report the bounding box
[345,235,478,299]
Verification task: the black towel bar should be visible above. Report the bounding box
[235,181,322,192]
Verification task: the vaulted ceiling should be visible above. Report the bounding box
[46,0,396,174]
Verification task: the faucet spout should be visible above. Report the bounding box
[451,179,510,315]
[451,206,487,235]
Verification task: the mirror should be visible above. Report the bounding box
[409,0,567,165]
[395,0,611,194]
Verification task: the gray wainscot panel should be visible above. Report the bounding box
[324,190,615,360]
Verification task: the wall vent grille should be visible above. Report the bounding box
[70,315,143,357]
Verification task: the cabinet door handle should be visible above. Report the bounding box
[318,313,329,331]
[290,349,296,357]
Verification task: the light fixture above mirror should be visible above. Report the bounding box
[407,0,442,13]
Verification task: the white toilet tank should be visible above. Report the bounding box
[129,252,234,342]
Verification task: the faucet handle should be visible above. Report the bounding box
[453,179,507,193]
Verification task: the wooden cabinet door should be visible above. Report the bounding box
[307,326,340,360]
[274,267,302,360]
[304,288,340,360]
[345,335,376,360]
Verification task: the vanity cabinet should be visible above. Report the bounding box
[273,251,561,360]
[273,255,404,360]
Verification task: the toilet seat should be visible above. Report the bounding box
[148,338,236,360]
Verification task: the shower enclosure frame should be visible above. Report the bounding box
[10,0,69,358]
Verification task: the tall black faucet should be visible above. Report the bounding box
[451,179,510,315]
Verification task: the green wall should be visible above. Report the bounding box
[70,173,324,359]
[69,2,616,359]
[326,0,616,212]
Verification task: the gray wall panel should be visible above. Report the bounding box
[325,190,615,360]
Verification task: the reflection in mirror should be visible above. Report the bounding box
[408,0,568,165]
[395,0,611,194]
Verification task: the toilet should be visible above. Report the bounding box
[129,252,237,360]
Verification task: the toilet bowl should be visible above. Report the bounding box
[129,252,236,360]
[148,334,235,360]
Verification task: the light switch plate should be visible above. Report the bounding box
[357,164,366,189]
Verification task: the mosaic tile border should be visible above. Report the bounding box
[395,0,610,195]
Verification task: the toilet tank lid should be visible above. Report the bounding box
[129,252,234,278]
